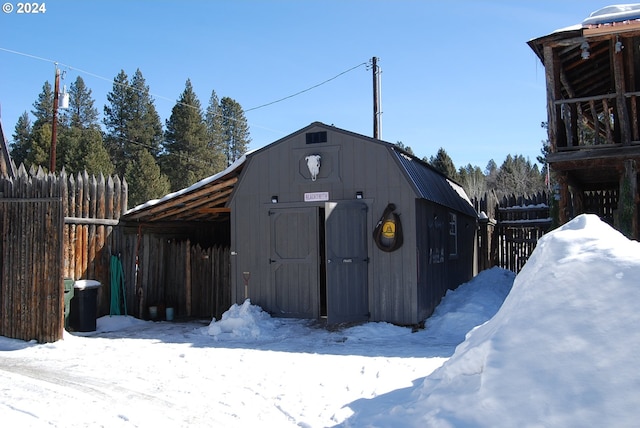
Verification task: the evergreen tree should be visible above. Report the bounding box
[394,141,414,155]
[104,70,133,174]
[219,96,251,166]
[17,81,59,170]
[29,123,52,167]
[162,79,217,191]
[62,76,99,129]
[104,69,169,206]
[205,90,227,173]
[485,159,499,192]
[429,147,459,180]
[52,75,113,175]
[32,81,54,130]
[57,127,114,176]
[10,111,32,166]
[127,150,171,207]
[129,69,164,158]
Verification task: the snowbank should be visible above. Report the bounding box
[344,214,640,427]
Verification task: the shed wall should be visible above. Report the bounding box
[230,125,421,325]
[416,199,476,320]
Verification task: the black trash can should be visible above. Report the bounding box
[69,280,101,332]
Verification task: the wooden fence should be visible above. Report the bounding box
[0,166,127,342]
[475,192,553,273]
[117,229,231,322]
[0,169,64,342]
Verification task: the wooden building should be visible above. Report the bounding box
[127,122,478,326]
[528,5,640,238]
[228,122,477,325]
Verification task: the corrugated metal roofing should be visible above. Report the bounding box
[391,148,477,218]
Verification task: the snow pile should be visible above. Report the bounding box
[207,299,270,339]
[344,214,640,427]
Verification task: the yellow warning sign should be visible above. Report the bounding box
[382,220,396,239]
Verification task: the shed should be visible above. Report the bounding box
[124,122,477,326]
[228,122,477,325]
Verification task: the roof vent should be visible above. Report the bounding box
[306,131,327,144]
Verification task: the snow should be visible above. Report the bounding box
[2,214,640,427]
[582,3,640,26]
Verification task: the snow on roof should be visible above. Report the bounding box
[582,3,640,26]
[125,151,251,215]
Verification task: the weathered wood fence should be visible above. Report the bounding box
[0,168,64,343]
[1,165,232,342]
[118,229,231,322]
[0,166,127,342]
[475,191,553,273]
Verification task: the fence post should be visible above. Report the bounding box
[477,212,497,272]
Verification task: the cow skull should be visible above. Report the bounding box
[305,154,321,181]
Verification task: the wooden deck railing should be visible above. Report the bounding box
[553,91,640,150]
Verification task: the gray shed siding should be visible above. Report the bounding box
[415,199,476,320]
[229,123,475,325]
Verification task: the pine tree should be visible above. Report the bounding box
[103,69,169,206]
[162,79,217,191]
[32,81,54,130]
[205,90,227,173]
[10,112,32,167]
[485,159,498,192]
[104,70,133,175]
[219,97,251,166]
[53,76,113,175]
[19,81,59,170]
[129,69,163,158]
[394,141,414,155]
[429,147,459,180]
[62,76,99,129]
[127,150,171,207]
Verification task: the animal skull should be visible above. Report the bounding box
[305,154,321,181]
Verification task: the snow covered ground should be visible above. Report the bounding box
[1,214,639,427]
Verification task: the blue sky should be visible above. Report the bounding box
[0,0,611,170]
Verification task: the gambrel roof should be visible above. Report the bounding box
[123,122,476,223]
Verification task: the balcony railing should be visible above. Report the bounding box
[552,91,640,151]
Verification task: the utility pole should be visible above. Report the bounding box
[372,57,382,140]
[50,65,60,173]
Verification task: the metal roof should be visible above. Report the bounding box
[391,148,477,218]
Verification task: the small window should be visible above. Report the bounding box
[449,212,458,257]
[306,131,327,144]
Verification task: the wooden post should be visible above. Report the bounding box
[477,215,496,272]
[557,172,570,225]
[612,38,632,145]
[619,160,638,239]
[372,56,380,139]
[543,45,561,152]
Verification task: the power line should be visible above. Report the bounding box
[245,61,368,112]
[1,47,370,146]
